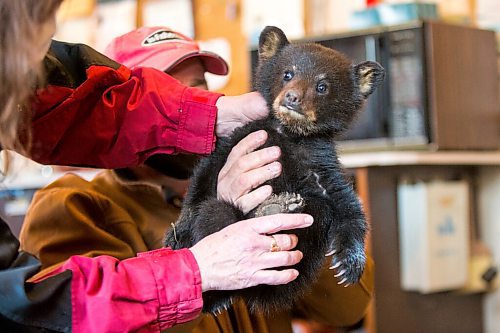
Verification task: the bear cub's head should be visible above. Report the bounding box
[255,26,385,137]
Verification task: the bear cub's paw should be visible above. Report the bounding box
[253,192,305,217]
[327,242,366,286]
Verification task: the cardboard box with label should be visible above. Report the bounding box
[398,180,470,293]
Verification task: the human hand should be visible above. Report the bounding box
[217,130,281,214]
[190,213,314,292]
[215,91,268,137]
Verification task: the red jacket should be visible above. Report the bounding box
[35,249,203,333]
[0,40,223,332]
[30,40,222,168]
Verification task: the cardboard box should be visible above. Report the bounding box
[398,180,470,293]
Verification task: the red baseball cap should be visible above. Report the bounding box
[104,26,229,75]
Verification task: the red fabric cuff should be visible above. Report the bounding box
[41,248,204,332]
[138,248,203,329]
[176,87,222,155]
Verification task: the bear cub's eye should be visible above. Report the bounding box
[316,82,329,94]
[283,71,294,81]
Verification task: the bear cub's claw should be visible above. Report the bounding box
[253,192,305,217]
[328,245,366,286]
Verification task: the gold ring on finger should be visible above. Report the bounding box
[270,235,281,252]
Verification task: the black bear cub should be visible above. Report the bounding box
[165,26,384,314]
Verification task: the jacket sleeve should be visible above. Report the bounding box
[0,218,73,332]
[2,215,203,332]
[292,255,375,328]
[19,177,148,270]
[34,248,203,333]
[29,40,222,168]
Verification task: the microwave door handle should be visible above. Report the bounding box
[365,36,377,61]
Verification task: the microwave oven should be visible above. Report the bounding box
[249,21,499,151]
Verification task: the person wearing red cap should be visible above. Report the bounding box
[20,27,374,333]
[0,2,314,331]
[105,27,229,77]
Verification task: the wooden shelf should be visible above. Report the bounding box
[340,150,500,169]
[346,152,500,333]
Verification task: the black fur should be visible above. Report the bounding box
[164,26,385,314]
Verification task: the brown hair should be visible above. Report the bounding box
[0,0,62,160]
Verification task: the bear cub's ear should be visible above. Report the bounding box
[258,26,290,61]
[354,61,385,98]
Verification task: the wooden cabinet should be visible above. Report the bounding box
[341,151,500,333]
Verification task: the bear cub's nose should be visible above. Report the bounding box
[284,90,302,110]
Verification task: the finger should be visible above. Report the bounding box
[249,214,314,234]
[226,146,281,183]
[257,250,304,270]
[229,159,280,200]
[253,233,298,253]
[269,234,298,251]
[218,151,280,202]
[238,161,281,193]
[219,130,268,179]
[250,269,299,286]
[236,185,273,214]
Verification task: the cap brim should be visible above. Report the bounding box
[165,51,229,76]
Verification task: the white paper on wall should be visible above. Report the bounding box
[142,0,194,38]
[476,0,500,31]
[94,0,137,52]
[241,0,305,46]
[198,38,231,91]
[55,15,99,47]
[324,0,366,34]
